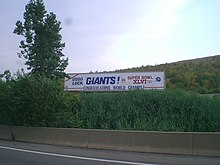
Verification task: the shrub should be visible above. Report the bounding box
[0,74,81,128]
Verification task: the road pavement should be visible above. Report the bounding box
[0,140,220,165]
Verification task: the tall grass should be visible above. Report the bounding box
[1,75,219,132]
[78,90,220,132]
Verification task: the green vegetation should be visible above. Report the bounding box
[0,74,81,128]
[1,75,219,132]
[14,0,68,79]
[114,55,220,94]
[3,0,72,127]
[78,90,220,132]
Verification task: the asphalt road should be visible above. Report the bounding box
[0,140,220,165]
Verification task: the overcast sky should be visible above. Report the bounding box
[1,0,220,74]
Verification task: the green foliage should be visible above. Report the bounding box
[78,90,220,132]
[1,74,219,132]
[0,75,81,128]
[0,70,13,81]
[115,55,220,94]
[0,79,11,124]
[13,0,68,79]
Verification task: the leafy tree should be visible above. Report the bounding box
[14,0,68,79]
[0,70,12,82]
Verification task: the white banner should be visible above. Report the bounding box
[65,71,165,92]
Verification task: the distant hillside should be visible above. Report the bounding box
[115,55,220,94]
[172,55,220,64]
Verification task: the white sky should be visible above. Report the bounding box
[1,0,220,74]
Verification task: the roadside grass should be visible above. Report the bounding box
[78,90,220,132]
[1,76,219,132]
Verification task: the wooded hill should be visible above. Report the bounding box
[114,55,220,94]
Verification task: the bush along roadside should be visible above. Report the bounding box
[0,75,219,132]
[0,74,81,128]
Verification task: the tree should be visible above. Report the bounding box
[0,70,12,82]
[14,0,68,79]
